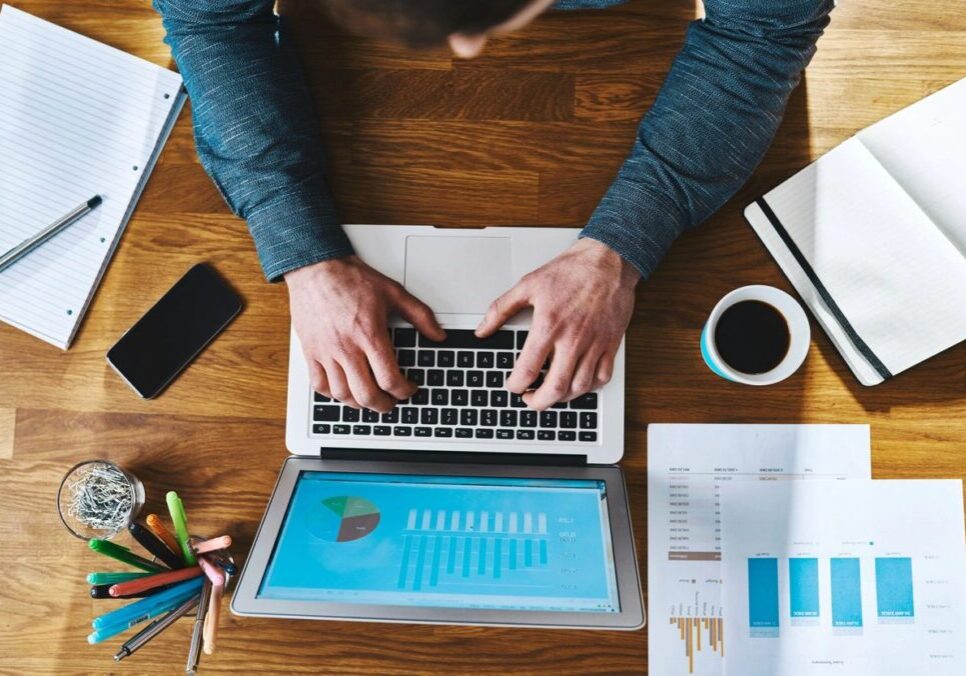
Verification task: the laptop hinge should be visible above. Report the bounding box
[319,448,587,466]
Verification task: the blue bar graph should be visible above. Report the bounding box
[429,536,442,586]
[748,558,780,637]
[830,558,863,629]
[789,558,820,620]
[494,539,502,579]
[875,557,914,622]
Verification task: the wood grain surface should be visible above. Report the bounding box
[1,1,964,674]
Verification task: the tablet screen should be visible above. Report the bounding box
[258,471,620,613]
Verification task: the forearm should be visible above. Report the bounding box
[154,0,352,280]
[581,0,833,278]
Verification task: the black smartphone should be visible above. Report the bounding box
[107,263,243,398]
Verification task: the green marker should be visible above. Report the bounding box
[165,491,196,565]
[86,571,153,585]
[89,539,165,573]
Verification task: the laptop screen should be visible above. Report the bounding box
[257,471,620,613]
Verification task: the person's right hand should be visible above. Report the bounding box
[285,255,445,412]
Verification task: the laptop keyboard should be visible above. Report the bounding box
[311,328,601,443]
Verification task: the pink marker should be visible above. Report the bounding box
[192,535,232,555]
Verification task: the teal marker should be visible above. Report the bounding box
[92,576,203,630]
[86,571,152,585]
[165,491,196,565]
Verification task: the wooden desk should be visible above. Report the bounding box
[1,1,963,673]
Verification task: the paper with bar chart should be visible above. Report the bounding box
[259,471,619,612]
[647,424,871,676]
[721,479,966,675]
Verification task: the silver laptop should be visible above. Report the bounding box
[286,225,625,463]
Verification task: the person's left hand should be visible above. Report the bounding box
[475,238,640,410]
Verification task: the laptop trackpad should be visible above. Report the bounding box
[404,236,513,314]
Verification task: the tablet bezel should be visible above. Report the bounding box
[231,456,644,630]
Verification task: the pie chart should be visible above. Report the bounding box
[305,495,381,542]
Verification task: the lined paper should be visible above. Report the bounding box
[0,5,184,348]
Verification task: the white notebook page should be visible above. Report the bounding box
[0,5,183,348]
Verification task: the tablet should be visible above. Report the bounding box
[232,457,644,630]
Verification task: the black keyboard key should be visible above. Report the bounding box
[441,408,458,425]
[312,424,331,434]
[393,427,413,436]
[516,429,535,440]
[559,431,577,441]
[580,412,598,429]
[510,393,526,408]
[520,410,537,427]
[551,401,567,410]
[446,370,464,387]
[415,427,432,437]
[457,351,474,367]
[500,410,518,427]
[427,369,444,387]
[431,389,449,406]
[420,408,439,425]
[496,352,514,369]
[579,431,598,442]
[398,350,416,367]
[342,407,360,422]
[434,428,453,437]
[402,407,419,424]
[407,368,425,386]
[437,350,455,367]
[452,390,469,406]
[353,425,371,435]
[539,411,558,428]
[471,391,488,407]
[467,371,484,388]
[570,392,599,409]
[417,351,435,367]
[381,409,399,424]
[497,429,514,439]
[486,371,503,388]
[313,405,340,422]
[333,425,350,434]
[516,331,527,349]
[313,392,331,403]
[393,328,416,347]
[475,429,495,439]
[481,410,498,427]
[460,409,478,426]
[362,409,380,423]
[477,352,494,368]
[538,430,556,441]
[420,329,514,349]
[560,412,577,428]
[374,426,391,435]
[455,428,473,438]
[490,390,508,407]
[411,389,429,406]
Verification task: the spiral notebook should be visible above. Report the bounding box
[745,76,966,385]
[0,5,186,349]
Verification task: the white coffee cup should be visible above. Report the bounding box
[700,285,810,385]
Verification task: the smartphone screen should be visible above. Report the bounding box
[107,263,242,398]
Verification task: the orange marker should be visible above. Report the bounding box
[145,514,183,561]
[109,566,202,597]
[192,535,232,555]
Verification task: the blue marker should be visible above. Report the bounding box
[87,588,201,644]
[92,577,203,630]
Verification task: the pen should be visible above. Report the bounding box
[0,195,102,273]
[87,571,153,585]
[129,521,186,570]
[89,539,166,573]
[206,549,237,576]
[93,577,203,630]
[114,595,199,662]
[186,578,211,675]
[109,566,202,597]
[145,513,184,561]
[88,586,201,644]
[165,492,197,565]
[192,535,232,555]
[91,583,173,599]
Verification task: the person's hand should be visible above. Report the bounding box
[475,238,639,411]
[285,255,445,412]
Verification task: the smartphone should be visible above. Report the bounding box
[107,263,243,398]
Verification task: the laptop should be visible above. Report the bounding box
[233,225,644,630]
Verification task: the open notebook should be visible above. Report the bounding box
[0,5,185,349]
[745,76,966,386]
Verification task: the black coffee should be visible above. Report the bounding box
[714,300,790,375]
